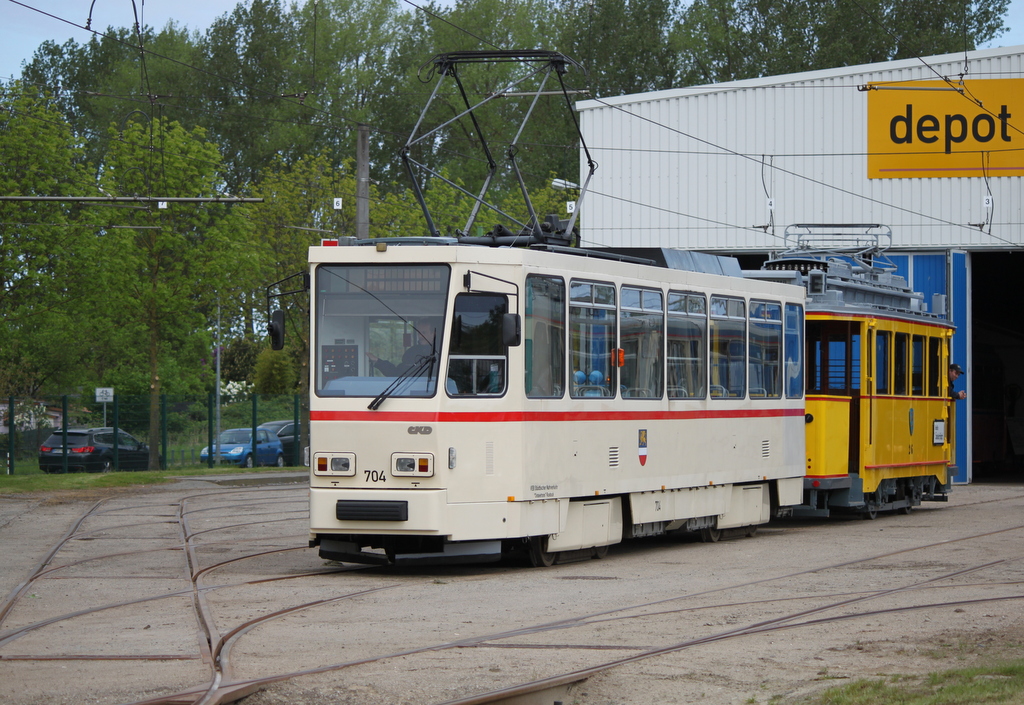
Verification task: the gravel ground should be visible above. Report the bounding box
[2,474,1024,705]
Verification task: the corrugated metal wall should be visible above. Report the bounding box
[577,47,1023,252]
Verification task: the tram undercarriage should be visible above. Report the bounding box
[794,473,950,519]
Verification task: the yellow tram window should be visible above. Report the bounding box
[928,337,941,397]
[894,332,909,395]
[875,332,890,395]
[911,335,924,396]
[806,321,859,395]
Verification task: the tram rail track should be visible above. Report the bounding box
[130,552,1024,705]
[2,482,1024,704]
[133,513,1024,703]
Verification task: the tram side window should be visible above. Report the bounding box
[875,332,890,395]
[525,275,566,399]
[806,321,860,395]
[709,296,746,398]
[911,335,925,396]
[894,332,909,395]
[446,294,508,396]
[748,301,782,398]
[785,303,804,398]
[851,332,861,391]
[570,280,617,398]
[667,292,706,399]
[620,287,664,399]
[928,337,941,397]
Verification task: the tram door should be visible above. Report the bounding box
[806,320,862,476]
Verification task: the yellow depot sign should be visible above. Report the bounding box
[867,78,1024,178]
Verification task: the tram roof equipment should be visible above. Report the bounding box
[402,50,593,245]
[750,224,946,319]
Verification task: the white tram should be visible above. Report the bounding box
[305,239,807,566]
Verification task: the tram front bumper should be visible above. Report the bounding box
[311,487,447,533]
[310,487,561,541]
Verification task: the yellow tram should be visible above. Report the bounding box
[761,225,954,517]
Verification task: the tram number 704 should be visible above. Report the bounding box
[364,470,387,484]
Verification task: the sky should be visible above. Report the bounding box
[1,0,1023,81]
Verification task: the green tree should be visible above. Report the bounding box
[95,115,256,466]
[195,0,311,193]
[0,83,96,396]
[249,153,343,396]
[253,347,295,394]
[555,0,682,96]
[671,0,749,84]
[219,337,263,383]
[20,24,205,176]
[673,0,1010,84]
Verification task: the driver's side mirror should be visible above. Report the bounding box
[502,313,521,347]
[269,309,285,350]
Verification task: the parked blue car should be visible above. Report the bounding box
[200,427,284,467]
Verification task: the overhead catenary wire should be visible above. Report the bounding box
[2,0,1021,247]
[2,0,531,217]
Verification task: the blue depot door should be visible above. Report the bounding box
[889,251,971,484]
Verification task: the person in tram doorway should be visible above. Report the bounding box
[949,363,967,400]
[367,320,438,376]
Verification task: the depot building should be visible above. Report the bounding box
[576,45,1024,483]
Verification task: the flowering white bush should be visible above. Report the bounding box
[15,401,47,427]
[220,381,253,403]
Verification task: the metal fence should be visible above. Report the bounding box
[2,394,306,474]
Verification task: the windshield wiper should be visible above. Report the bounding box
[367,350,439,411]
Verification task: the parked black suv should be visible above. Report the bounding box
[258,420,300,465]
[39,428,150,473]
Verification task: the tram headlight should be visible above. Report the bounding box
[392,454,433,477]
[314,454,355,476]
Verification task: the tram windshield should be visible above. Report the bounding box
[315,264,451,398]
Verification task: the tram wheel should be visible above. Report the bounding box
[592,544,609,559]
[864,503,879,520]
[700,527,722,543]
[745,525,759,538]
[528,537,556,567]
[899,502,913,515]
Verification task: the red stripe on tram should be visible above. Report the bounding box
[311,408,805,423]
